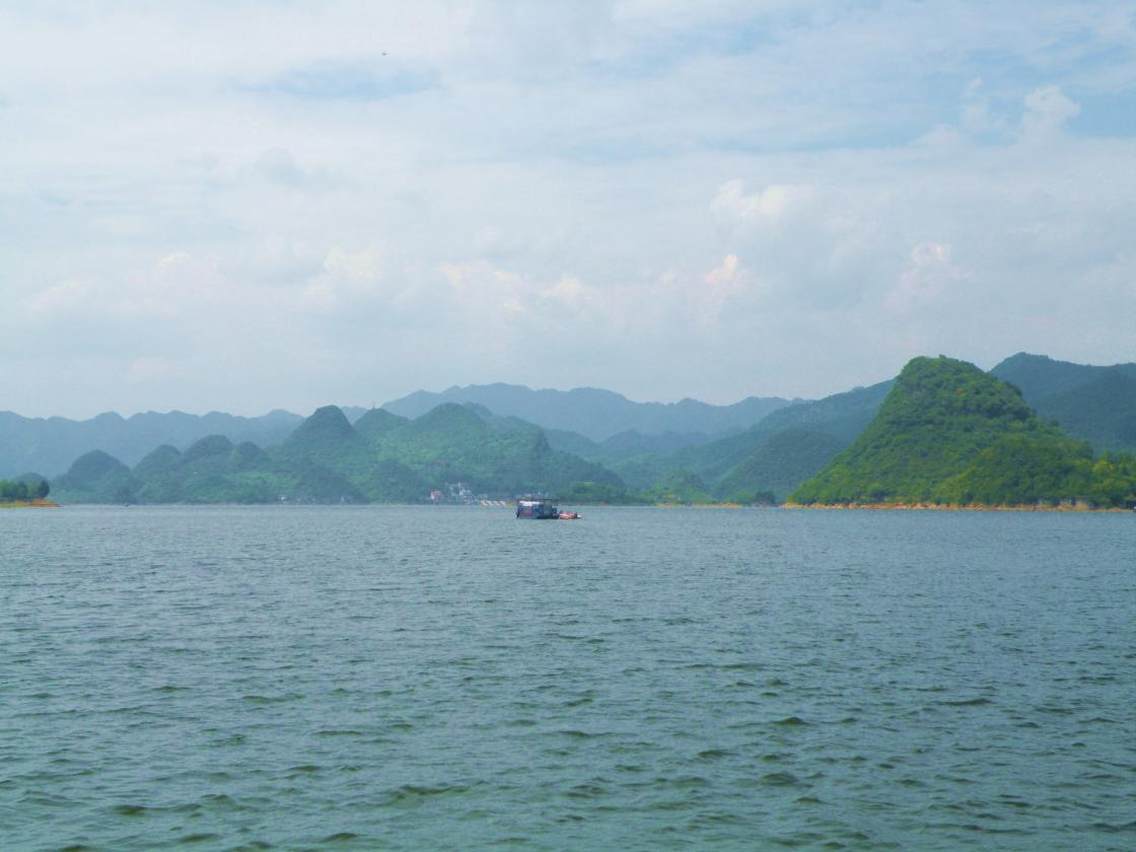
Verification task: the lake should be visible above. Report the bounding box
[2,506,1133,850]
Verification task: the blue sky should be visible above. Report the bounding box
[1,0,1134,417]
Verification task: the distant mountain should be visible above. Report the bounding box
[716,429,847,503]
[0,384,793,478]
[676,380,893,481]
[0,409,303,478]
[791,356,1136,507]
[24,353,1136,504]
[52,450,137,504]
[360,403,621,497]
[50,403,629,505]
[989,352,1136,399]
[991,353,1136,453]
[620,352,1134,505]
[598,379,894,498]
[545,428,715,463]
[382,383,795,442]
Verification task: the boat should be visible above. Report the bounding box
[516,498,559,519]
[516,498,582,520]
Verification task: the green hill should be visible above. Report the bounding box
[361,403,624,497]
[354,408,408,439]
[991,353,1136,453]
[597,380,891,499]
[49,403,632,504]
[716,429,847,503]
[1031,373,1136,453]
[133,445,184,502]
[641,471,713,504]
[791,356,1136,507]
[285,404,358,449]
[52,450,138,503]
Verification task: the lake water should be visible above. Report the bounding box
[2,506,1133,850]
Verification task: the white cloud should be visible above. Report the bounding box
[541,275,597,313]
[885,242,966,314]
[1021,85,1081,139]
[24,279,91,316]
[126,356,179,384]
[705,253,741,287]
[323,246,383,283]
[0,2,1134,415]
[712,180,813,227]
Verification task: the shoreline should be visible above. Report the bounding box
[0,499,60,509]
[782,501,1131,513]
[14,500,1131,513]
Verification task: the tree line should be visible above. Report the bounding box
[0,478,50,502]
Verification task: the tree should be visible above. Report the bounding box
[0,480,29,501]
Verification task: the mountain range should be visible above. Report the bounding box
[0,409,302,478]
[51,403,624,506]
[12,352,1136,505]
[381,383,796,441]
[1,385,792,478]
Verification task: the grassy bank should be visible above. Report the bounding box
[0,499,60,509]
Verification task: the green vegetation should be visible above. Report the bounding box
[52,450,136,504]
[991,353,1136,454]
[580,380,892,503]
[792,356,1136,508]
[716,429,846,504]
[49,403,639,505]
[0,475,50,503]
[641,471,714,504]
[37,353,1136,508]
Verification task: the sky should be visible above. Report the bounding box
[1,0,1134,418]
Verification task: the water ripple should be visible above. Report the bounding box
[1,505,1133,850]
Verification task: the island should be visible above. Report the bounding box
[0,476,56,508]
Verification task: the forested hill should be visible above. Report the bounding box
[49,403,628,505]
[382,383,795,442]
[1,384,793,478]
[991,353,1136,453]
[791,356,1136,508]
[555,379,892,504]
[18,354,1136,506]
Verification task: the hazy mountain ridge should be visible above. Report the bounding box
[544,428,716,463]
[382,383,796,442]
[990,352,1136,399]
[50,402,628,505]
[991,353,1136,453]
[588,380,893,501]
[0,409,303,478]
[1,384,792,478]
[666,380,893,484]
[18,353,1136,505]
